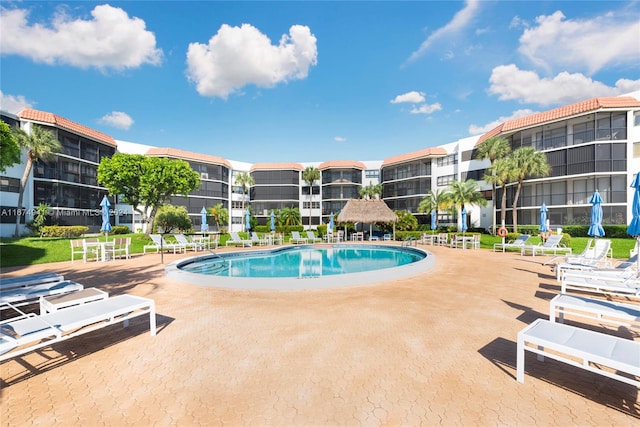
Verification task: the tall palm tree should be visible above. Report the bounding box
[208,202,228,231]
[12,125,62,237]
[484,157,515,228]
[359,183,383,199]
[474,136,511,234]
[278,206,301,227]
[510,147,551,232]
[417,188,450,229]
[447,179,488,231]
[301,166,320,228]
[234,172,254,231]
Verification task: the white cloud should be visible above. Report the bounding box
[405,0,480,64]
[0,91,33,114]
[518,10,640,74]
[390,91,425,104]
[488,64,640,106]
[98,111,134,130]
[334,136,347,142]
[186,24,318,99]
[0,5,163,71]
[410,103,442,115]
[468,109,537,135]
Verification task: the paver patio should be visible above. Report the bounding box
[1,243,638,425]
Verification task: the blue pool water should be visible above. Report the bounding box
[166,244,433,289]
[179,245,425,278]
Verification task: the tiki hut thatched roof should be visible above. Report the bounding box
[336,199,398,223]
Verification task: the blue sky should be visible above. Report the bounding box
[1,1,639,163]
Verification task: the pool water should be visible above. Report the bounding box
[179,245,425,278]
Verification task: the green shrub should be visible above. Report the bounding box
[110,225,130,234]
[154,205,192,233]
[40,225,88,238]
[559,233,572,247]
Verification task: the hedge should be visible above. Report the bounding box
[40,225,88,238]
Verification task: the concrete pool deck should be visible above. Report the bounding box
[1,242,638,425]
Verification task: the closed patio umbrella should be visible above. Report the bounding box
[588,191,605,238]
[460,208,468,233]
[539,203,548,233]
[270,211,276,232]
[100,195,112,238]
[200,206,209,232]
[328,212,334,234]
[627,173,640,271]
[430,209,436,234]
[245,209,251,231]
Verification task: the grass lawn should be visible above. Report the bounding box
[0,232,637,269]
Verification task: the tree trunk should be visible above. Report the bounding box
[511,182,523,233]
[14,158,33,238]
[500,184,508,226]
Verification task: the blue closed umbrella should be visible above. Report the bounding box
[200,206,209,232]
[539,203,549,232]
[245,209,251,231]
[460,208,468,233]
[430,209,437,232]
[588,191,605,238]
[270,211,276,232]
[627,172,640,270]
[100,195,112,236]
[328,212,334,234]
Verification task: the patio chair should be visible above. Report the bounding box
[0,272,64,291]
[250,232,269,246]
[437,233,448,246]
[0,293,156,362]
[103,237,131,260]
[175,233,202,251]
[516,318,640,387]
[144,234,187,254]
[226,232,252,247]
[560,270,640,299]
[552,239,612,279]
[0,280,84,309]
[493,234,531,253]
[71,239,100,263]
[549,294,640,331]
[520,234,572,257]
[383,233,392,241]
[306,231,323,243]
[288,231,308,244]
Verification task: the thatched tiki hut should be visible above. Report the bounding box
[336,199,398,240]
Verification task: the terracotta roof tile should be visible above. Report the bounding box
[381,146,447,167]
[250,162,304,171]
[18,108,116,146]
[318,160,367,170]
[146,147,232,168]
[476,96,640,145]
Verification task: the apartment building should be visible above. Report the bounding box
[1,91,639,237]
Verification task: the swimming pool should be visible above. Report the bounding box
[165,244,434,290]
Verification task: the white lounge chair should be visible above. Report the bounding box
[289,231,308,244]
[144,234,187,254]
[549,293,640,331]
[306,231,322,243]
[0,272,64,291]
[0,294,156,362]
[552,239,612,279]
[521,234,572,257]
[226,232,252,247]
[250,232,268,246]
[175,234,203,251]
[0,280,84,309]
[560,270,640,299]
[493,234,531,253]
[516,318,640,387]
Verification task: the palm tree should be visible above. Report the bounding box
[359,183,383,199]
[234,172,254,231]
[278,206,301,227]
[301,166,320,228]
[208,202,228,231]
[417,188,450,229]
[12,125,62,237]
[510,147,551,232]
[447,179,488,231]
[484,157,515,228]
[474,136,511,234]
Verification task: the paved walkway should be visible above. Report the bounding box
[1,243,638,426]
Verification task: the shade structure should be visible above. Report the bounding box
[270,211,276,232]
[587,191,605,238]
[328,212,334,233]
[200,207,209,232]
[460,208,468,232]
[539,203,549,232]
[99,195,112,234]
[337,199,398,240]
[245,209,251,231]
[430,209,437,231]
[627,172,640,271]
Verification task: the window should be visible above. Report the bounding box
[0,176,20,193]
[437,174,455,186]
[436,154,457,167]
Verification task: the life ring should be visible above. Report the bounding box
[497,227,508,237]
